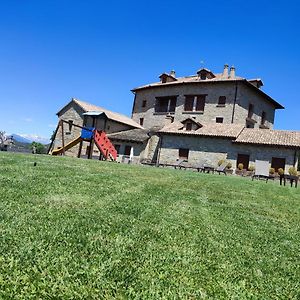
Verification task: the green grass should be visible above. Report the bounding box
[0,152,299,299]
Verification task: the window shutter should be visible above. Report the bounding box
[184,96,194,111]
[196,95,205,111]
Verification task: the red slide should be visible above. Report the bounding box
[93,130,117,161]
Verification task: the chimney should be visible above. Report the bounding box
[170,70,176,78]
[229,66,235,79]
[222,64,229,78]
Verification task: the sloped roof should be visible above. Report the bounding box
[57,98,142,129]
[234,128,300,148]
[159,120,244,138]
[107,128,150,143]
[131,72,283,109]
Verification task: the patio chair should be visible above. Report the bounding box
[174,159,188,170]
[252,160,274,182]
[193,161,205,172]
[215,162,228,175]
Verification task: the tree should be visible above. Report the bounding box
[30,142,46,154]
[0,131,7,146]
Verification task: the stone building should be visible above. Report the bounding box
[50,65,300,172]
[131,65,283,129]
[49,98,142,158]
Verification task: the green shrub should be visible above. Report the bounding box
[248,165,255,172]
[278,168,284,175]
[226,162,232,169]
[238,163,244,170]
[288,167,298,176]
[269,168,275,175]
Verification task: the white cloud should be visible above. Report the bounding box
[19,134,50,144]
[48,123,57,128]
[23,118,33,123]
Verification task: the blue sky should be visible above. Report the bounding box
[0,0,299,140]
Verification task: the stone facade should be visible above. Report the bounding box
[158,134,299,172]
[132,81,276,130]
[51,101,136,157]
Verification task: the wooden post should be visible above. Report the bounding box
[61,120,65,156]
[77,140,83,158]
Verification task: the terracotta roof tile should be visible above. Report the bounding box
[159,120,244,138]
[234,128,300,148]
[66,98,142,129]
[107,128,150,143]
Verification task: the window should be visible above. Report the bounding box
[155,96,177,113]
[271,157,285,172]
[236,154,250,170]
[66,120,73,134]
[114,144,120,154]
[261,111,266,125]
[248,103,254,118]
[184,96,194,111]
[142,100,147,108]
[218,96,226,106]
[186,122,193,131]
[139,118,144,126]
[124,145,132,156]
[179,148,189,160]
[184,95,206,112]
[216,117,224,123]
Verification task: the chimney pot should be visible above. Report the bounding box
[229,66,235,79]
[170,70,176,77]
[223,64,229,78]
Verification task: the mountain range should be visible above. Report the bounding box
[10,134,50,145]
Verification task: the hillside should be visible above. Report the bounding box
[0,152,299,299]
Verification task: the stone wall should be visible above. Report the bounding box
[132,81,276,129]
[158,134,298,172]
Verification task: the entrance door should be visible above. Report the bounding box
[237,154,250,170]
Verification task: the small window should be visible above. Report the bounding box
[200,73,206,80]
[186,122,193,131]
[216,117,223,123]
[114,144,120,154]
[179,148,189,159]
[218,96,226,105]
[66,120,73,134]
[142,100,147,108]
[139,118,144,126]
[124,145,132,156]
[261,111,266,125]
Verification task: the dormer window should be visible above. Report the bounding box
[197,68,216,80]
[186,122,193,131]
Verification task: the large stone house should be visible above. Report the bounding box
[50,65,300,172]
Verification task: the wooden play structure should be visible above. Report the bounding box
[49,120,117,161]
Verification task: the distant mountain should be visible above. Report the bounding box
[10,134,32,144]
[10,134,50,145]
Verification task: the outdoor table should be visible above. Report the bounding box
[280,174,298,188]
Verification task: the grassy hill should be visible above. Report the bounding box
[0,152,299,299]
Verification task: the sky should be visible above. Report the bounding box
[0,0,299,140]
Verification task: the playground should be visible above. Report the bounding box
[49,119,117,161]
[0,152,299,298]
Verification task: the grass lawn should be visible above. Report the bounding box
[0,152,299,299]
